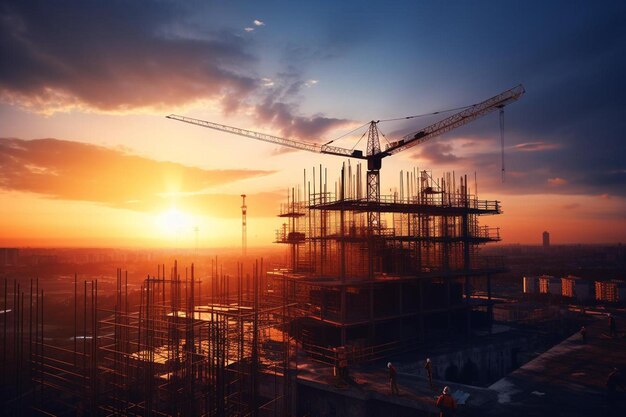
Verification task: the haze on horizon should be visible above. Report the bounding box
[1,0,624,248]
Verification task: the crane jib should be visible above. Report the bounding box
[166,84,523,161]
[382,84,524,157]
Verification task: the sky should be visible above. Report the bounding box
[0,0,625,247]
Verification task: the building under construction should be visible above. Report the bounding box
[270,164,504,361]
[166,86,522,366]
[1,261,295,416]
[166,87,522,365]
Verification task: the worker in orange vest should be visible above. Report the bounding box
[436,386,456,417]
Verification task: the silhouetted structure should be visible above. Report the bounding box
[241,194,247,258]
[561,275,593,301]
[1,260,294,416]
[596,280,626,303]
[539,275,560,295]
[542,231,550,248]
[270,165,504,363]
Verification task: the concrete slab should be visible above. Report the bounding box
[295,314,626,416]
[297,357,497,414]
[486,315,626,417]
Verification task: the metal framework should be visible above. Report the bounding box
[168,86,524,285]
[241,194,247,258]
[271,164,505,362]
[1,260,295,416]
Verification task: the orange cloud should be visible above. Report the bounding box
[513,142,560,152]
[254,96,352,141]
[547,177,567,186]
[413,142,462,163]
[0,138,276,217]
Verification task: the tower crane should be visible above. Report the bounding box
[166,84,525,278]
[167,84,524,229]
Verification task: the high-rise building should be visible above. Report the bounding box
[561,275,593,301]
[539,275,560,294]
[542,231,550,247]
[595,280,626,303]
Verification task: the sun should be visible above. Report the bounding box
[156,208,192,235]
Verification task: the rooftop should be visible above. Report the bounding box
[295,312,626,416]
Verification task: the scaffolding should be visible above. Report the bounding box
[270,163,505,363]
[1,260,295,416]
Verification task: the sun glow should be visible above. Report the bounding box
[156,208,193,236]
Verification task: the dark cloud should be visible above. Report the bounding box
[485,6,626,198]
[253,67,352,141]
[255,98,351,140]
[382,6,625,201]
[279,11,375,67]
[0,137,276,216]
[413,142,462,164]
[459,145,626,199]
[0,0,354,142]
[0,0,257,112]
[396,7,626,200]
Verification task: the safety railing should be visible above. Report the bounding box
[300,338,420,367]
[278,201,307,216]
[308,192,501,213]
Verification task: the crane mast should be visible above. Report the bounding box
[366,121,382,230]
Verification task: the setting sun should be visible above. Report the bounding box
[155,208,193,236]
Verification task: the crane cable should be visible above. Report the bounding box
[377,124,393,148]
[323,103,476,146]
[500,107,505,183]
[377,104,474,123]
[324,102,505,165]
[323,121,370,146]
[349,129,369,152]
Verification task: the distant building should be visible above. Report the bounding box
[595,280,626,303]
[539,275,560,295]
[0,248,19,266]
[542,231,550,248]
[561,275,593,302]
[523,276,540,294]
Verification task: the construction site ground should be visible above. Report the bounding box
[486,312,626,417]
[295,313,626,416]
